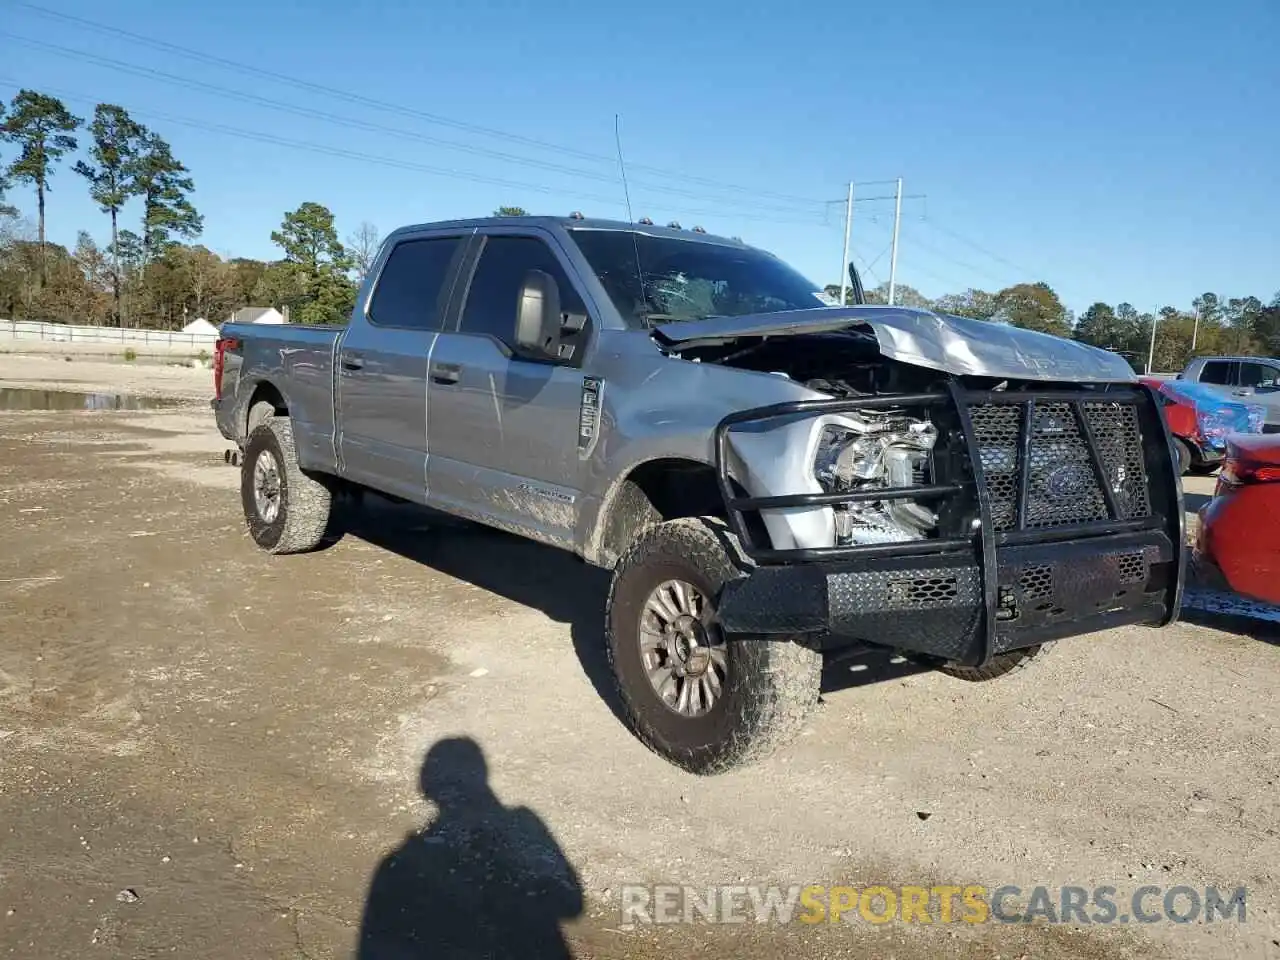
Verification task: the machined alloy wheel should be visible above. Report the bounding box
[605,516,822,774]
[252,449,283,524]
[241,416,334,555]
[639,579,728,718]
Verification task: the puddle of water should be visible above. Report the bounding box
[0,388,184,411]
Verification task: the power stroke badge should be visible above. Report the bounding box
[578,376,602,457]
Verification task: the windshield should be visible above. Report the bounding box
[568,229,830,328]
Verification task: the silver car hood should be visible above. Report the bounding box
[652,306,1137,383]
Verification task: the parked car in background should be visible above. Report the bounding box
[1176,356,1280,432]
[1194,433,1280,604]
[1139,377,1265,474]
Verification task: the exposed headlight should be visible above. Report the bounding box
[813,413,939,545]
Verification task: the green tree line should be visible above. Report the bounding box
[3,88,1276,359]
[825,280,1280,372]
[0,89,377,327]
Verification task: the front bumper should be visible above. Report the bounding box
[712,382,1185,667]
[719,529,1179,665]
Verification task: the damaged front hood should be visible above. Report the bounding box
[652,306,1137,383]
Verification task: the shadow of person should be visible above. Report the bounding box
[357,737,584,959]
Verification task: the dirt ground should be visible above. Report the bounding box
[1,354,1278,959]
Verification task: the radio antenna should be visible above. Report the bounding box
[614,113,647,322]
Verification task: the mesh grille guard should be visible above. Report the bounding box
[712,380,1185,661]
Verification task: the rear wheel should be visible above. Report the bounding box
[605,517,821,774]
[241,417,333,554]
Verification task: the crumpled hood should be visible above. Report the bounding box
[652,305,1137,383]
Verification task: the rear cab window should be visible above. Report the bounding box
[368,236,465,330]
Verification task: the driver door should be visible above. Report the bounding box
[424,232,593,547]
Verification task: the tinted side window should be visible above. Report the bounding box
[1238,362,1278,388]
[368,237,462,330]
[459,236,585,345]
[1199,361,1233,385]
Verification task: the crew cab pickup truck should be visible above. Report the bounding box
[1175,356,1280,433]
[213,215,1185,774]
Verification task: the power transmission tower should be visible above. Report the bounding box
[826,178,922,302]
[888,177,903,305]
[838,181,854,306]
[1147,305,1159,374]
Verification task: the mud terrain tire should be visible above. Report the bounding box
[241,417,333,555]
[605,517,821,774]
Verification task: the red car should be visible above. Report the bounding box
[1195,433,1280,604]
[1140,376,1264,474]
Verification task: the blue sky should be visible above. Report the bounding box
[2,0,1276,314]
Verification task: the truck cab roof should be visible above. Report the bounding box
[385,215,750,249]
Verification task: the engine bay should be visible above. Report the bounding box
[679,328,1144,549]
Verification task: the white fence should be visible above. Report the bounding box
[0,319,219,350]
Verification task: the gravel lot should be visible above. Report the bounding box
[1,354,1277,959]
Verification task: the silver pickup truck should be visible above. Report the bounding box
[213,215,1185,774]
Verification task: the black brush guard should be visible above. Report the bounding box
[713,382,1186,667]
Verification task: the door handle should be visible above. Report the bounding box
[341,357,365,371]
[430,362,461,385]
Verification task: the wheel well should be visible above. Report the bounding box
[598,459,768,566]
[244,381,287,434]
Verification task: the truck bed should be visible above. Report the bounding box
[214,321,344,473]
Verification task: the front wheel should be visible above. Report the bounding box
[605,517,821,775]
[241,417,334,554]
[931,642,1055,681]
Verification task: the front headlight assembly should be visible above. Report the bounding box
[813,411,939,545]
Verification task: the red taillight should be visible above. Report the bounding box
[213,337,240,400]
[1219,458,1280,486]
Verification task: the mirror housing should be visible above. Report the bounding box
[515,269,563,358]
[847,262,866,305]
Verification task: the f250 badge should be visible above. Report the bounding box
[578,376,602,458]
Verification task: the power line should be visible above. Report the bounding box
[897,229,1009,285]
[917,217,1038,277]
[898,260,972,293]
[9,0,833,208]
[863,237,895,272]
[0,77,832,228]
[849,247,884,288]
[1,33,832,220]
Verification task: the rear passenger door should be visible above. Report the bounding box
[425,231,593,548]
[337,233,470,502]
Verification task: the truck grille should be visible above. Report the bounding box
[969,399,1152,533]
